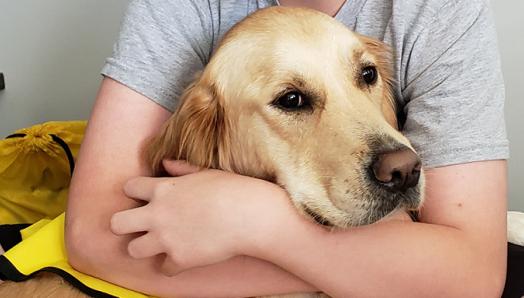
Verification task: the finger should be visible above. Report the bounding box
[127,233,164,259]
[123,176,168,201]
[110,206,151,235]
[162,160,201,177]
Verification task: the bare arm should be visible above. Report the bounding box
[102,129,507,297]
[65,77,315,297]
[245,161,508,297]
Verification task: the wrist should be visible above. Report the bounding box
[249,206,330,268]
[239,180,291,256]
[241,181,326,260]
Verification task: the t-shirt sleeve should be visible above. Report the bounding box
[401,0,509,168]
[101,0,214,111]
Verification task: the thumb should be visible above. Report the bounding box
[162,159,201,177]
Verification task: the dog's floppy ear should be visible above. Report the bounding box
[146,79,231,176]
[359,35,399,130]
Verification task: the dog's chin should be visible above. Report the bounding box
[303,206,335,227]
[300,186,423,229]
[361,186,423,225]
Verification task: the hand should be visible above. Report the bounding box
[110,160,291,276]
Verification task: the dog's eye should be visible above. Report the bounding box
[273,91,308,111]
[362,66,378,85]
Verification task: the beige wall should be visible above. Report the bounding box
[0,1,522,210]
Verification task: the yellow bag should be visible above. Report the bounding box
[0,121,86,225]
[0,121,149,297]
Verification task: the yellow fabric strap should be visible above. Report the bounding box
[3,213,149,298]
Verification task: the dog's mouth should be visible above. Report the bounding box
[303,206,334,227]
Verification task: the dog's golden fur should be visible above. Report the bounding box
[0,7,422,298]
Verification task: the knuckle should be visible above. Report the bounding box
[157,231,172,248]
[109,215,122,233]
[122,180,132,193]
[168,254,180,266]
[148,215,161,231]
[153,180,171,198]
[165,247,184,265]
[161,263,177,276]
[127,241,140,258]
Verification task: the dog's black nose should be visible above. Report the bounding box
[371,148,421,192]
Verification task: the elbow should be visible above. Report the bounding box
[66,242,90,275]
[426,266,506,298]
[454,255,507,298]
[65,217,108,275]
[451,231,508,298]
[65,219,91,272]
[477,246,507,298]
[479,265,507,298]
[419,240,507,298]
[492,274,507,298]
[462,271,506,298]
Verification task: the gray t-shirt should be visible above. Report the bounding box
[101,0,509,168]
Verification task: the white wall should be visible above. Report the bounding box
[0,0,128,135]
[492,1,524,211]
[0,1,522,210]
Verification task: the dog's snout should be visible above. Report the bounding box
[371,148,421,192]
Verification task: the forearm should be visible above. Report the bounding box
[68,225,314,297]
[250,217,505,298]
[66,177,314,297]
[66,170,315,297]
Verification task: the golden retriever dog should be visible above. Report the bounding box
[146,6,423,228]
[0,6,423,298]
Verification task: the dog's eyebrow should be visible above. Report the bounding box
[289,75,308,89]
[352,49,375,71]
[351,49,378,90]
[273,74,325,112]
[289,75,325,104]
[290,75,323,95]
[276,74,307,91]
[352,49,364,65]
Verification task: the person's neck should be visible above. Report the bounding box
[277,0,346,17]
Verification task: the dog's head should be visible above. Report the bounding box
[147,7,424,228]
